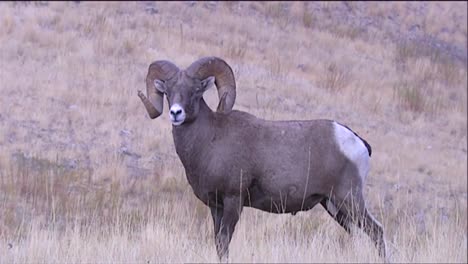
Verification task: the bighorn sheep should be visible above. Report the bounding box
[138,57,387,261]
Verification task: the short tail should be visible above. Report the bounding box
[360,137,372,157]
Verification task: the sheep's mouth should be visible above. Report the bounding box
[169,108,186,126]
[171,119,184,126]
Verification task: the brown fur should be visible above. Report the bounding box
[139,58,387,262]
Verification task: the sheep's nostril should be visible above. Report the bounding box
[170,109,182,117]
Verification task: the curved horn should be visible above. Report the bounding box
[139,61,179,119]
[186,57,236,113]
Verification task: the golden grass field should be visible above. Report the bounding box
[0,1,466,263]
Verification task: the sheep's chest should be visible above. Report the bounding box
[174,132,238,206]
[183,169,227,207]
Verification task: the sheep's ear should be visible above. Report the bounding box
[154,79,166,93]
[216,92,228,113]
[199,76,215,93]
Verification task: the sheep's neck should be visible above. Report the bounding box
[172,99,215,175]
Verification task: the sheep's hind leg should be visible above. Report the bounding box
[357,207,387,260]
[320,198,352,234]
[337,191,387,260]
[215,195,243,263]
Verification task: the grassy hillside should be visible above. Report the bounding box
[0,2,466,263]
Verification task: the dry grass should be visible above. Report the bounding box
[319,62,351,93]
[301,5,314,29]
[0,1,466,263]
[1,190,466,263]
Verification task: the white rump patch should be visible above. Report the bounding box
[333,122,370,181]
[326,199,339,217]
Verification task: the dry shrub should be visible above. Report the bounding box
[222,1,238,12]
[302,8,314,29]
[263,2,292,30]
[394,40,421,66]
[319,62,350,93]
[432,55,466,87]
[393,38,466,118]
[393,80,427,114]
[1,12,15,36]
[225,38,247,61]
[331,24,364,41]
[392,74,449,118]
[263,2,283,19]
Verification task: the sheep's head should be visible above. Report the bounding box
[138,57,236,126]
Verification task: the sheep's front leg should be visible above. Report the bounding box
[215,195,243,262]
[210,206,223,252]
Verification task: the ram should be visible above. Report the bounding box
[138,57,387,262]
